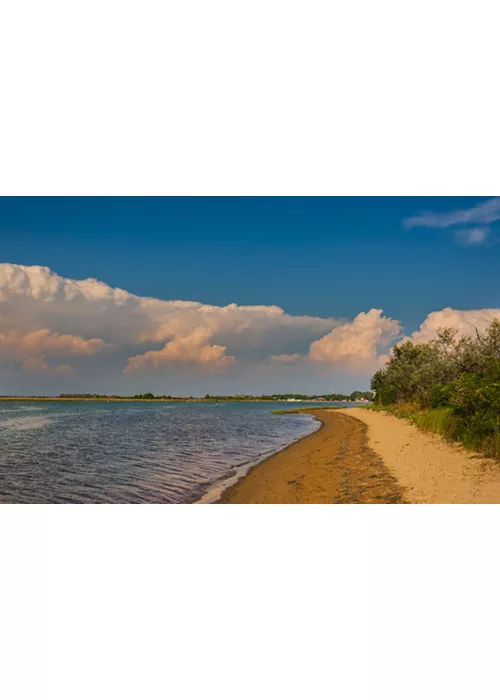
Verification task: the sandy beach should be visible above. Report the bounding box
[219,409,405,503]
[219,408,500,504]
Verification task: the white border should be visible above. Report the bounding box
[2,1,500,698]
[1,1,499,195]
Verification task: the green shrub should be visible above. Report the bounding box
[429,383,455,408]
[371,321,500,460]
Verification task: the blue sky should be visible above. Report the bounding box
[1,197,499,395]
[2,196,499,328]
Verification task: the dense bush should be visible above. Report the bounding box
[370,320,500,458]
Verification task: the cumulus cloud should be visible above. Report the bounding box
[403,197,500,247]
[404,307,500,345]
[0,326,110,377]
[0,329,110,360]
[308,309,401,372]
[4,263,498,385]
[124,329,235,374]
[0,263,340,375]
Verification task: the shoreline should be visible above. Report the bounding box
[216,407,500,504]
[195,414,322,504]
[0,397,359,404]
[217,409,404,504]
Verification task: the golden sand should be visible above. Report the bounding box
[220,407,500,504]
[219,409,404,504]
[342,407,500,504]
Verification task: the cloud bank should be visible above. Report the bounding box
[1,263,499,390]
[0,263,340,378]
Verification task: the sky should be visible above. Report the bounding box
[1,196,500,396]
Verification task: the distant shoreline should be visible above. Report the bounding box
[0,396,266,402]
[0,396,366,404]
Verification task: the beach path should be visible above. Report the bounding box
[339,408,500,504]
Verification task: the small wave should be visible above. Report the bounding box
[195,414,321,504]
[0,403,320,502]
[0,406,46,413]
[0,415,53,431]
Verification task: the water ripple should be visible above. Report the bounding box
[0,401,334,503]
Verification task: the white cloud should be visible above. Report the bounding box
[403,197,500,247]
[4,263,498,385]
[308,309,401,372]
[454,227,490,246]
[0,263,340,375]
[404,197,500,230]
[124,329,235,374]
[0,329,110,360]
[405,307,500,345]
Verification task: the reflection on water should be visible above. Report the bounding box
[0,401,327,503]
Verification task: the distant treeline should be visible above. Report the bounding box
[57,391,374,402]
[371,320,500,458]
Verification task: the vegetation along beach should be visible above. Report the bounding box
[220,320,500,504]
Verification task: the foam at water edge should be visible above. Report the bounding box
[194,414,321,504]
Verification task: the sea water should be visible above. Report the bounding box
[0,401,351,503]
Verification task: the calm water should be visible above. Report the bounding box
[0,400,348,504]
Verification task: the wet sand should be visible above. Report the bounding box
[219,410,405,504]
